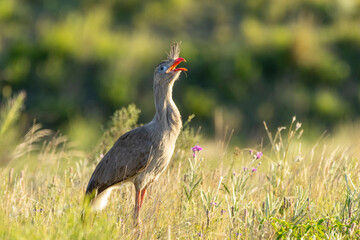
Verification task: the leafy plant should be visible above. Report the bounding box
[93,104,141,160]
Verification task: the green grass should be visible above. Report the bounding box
[1,94,360,239]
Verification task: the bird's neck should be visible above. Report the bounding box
[153,83,182,137]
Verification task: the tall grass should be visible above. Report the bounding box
[0,93,360,239]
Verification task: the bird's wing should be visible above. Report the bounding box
[86,126,153,195]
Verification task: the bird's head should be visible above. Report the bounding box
[154,43,187,87]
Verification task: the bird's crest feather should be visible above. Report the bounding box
[167,42,181,60]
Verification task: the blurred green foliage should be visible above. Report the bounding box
[1,0,360,143]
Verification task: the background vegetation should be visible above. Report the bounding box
[1,0,360,148]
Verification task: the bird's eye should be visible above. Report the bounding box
[159,66,167,72]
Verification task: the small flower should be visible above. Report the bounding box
[192,145,203,152]
[100,153,104,158]
[233,172,236,176]
[249,149,253,154]
[210,202,217,206]
[252,168,257,172]
[221,209,226,214]
[256,152,263,159]
[243,167,247,172]
[197,232,204,237]
[192,145,203,157]
[235,232,241,236]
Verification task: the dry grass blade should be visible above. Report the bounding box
[0,92,26,136]
[12,124,52,160]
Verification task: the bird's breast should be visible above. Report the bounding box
[135,140,176,188]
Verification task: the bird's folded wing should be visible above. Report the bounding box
[86,127,153,194]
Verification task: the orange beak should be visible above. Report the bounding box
[166,57,188,73]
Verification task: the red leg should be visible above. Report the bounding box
[139,188,147,209]
[134,190,141,223]
[134,188,147,226]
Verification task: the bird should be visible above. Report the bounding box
[84,43,187,224]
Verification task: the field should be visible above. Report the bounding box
[1,94,360,239]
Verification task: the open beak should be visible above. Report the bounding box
[166,57,188,73]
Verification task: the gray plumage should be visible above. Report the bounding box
[84,43,187,223]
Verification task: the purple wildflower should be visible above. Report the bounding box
[249,149,253,154]
[192,145,203,157]
[233,172,236,176]
[192,145,203,152]
[221,209,226,214]
[252,168,257,172]
[210,202,217,206]
[197,232,204,237]
[243,167,247,171]
[34,208,44,212]
[256,152,263,159]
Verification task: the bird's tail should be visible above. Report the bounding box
[88,187,112,211]
[82,187,113,221]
